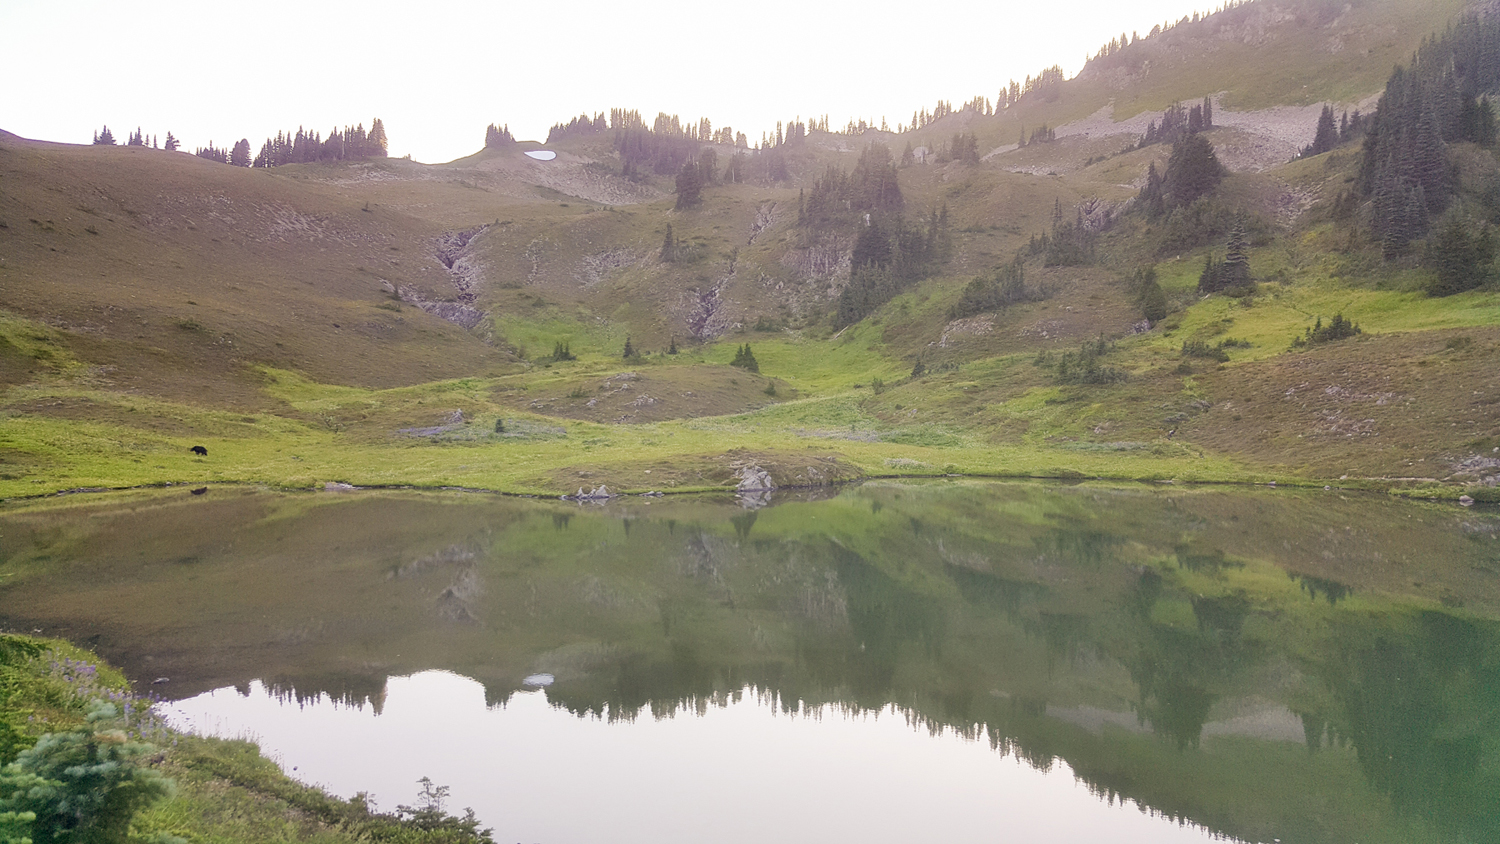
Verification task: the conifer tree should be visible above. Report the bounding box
[1135,268,1168,322]
[674,159,703,209]
[730,344,759,373]
[164,131,179,151]
[1160,132,1225,210]
[660,224,677,262]
[230,138,252,167]
[1303,105,1338,157]
[1425,210,1494,294]
[1139,161,1166,218]
[92,126,115,145]
[367,118,389,157]
[1220,218,1251,287]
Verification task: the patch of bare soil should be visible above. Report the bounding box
[468,150,661,206]
[1043,94,1379,174]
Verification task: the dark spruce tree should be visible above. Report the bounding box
[1160,132,1225,210]
[731,344,759,373]
[485,123,516,148]
[949,256,1030,320]
[1354,14,1500,259]
[1425,211,1495,295]
[674,158,703,209]
[1198,220,1251,294]
[1301,105,1339,158]
[230,138,252,167]
[92,126,116,145]
[367,118,389,157]
[1133,267,1168,323]
[660,224,677,262]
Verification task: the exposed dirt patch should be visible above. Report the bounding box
[1045,96,1377,175]
[467,149,662,206]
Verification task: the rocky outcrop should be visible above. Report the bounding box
[736,465,775,492]
[388,225,492,330]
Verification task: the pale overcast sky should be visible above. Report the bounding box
[2,0,1214,164]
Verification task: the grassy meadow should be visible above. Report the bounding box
[2,0,1498,503]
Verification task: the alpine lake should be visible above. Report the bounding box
[1,480,1497,844]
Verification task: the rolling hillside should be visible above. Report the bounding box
[2,0,1498,500]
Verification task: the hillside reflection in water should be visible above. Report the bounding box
[2,480,1497,844]
[165,671,1224,844]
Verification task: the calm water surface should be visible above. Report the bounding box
[2,481,1497,844]
[165,672,1221,844]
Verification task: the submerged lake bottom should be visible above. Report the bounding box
[2,480,1497,843]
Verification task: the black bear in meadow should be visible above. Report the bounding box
[190,445,208,456]
[190,487,208,495]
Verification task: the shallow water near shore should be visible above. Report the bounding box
[2,481,1497,843]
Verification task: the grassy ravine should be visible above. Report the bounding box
[0,634,490,844]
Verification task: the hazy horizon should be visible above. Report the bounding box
[2,0,1219,163]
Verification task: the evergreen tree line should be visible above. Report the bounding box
[905,98,993,132]
[798,145,905,231]
[1298,105,1369,158]
[674,149,729,209]
[948,256,1038,320]
[486,123,518,147]
[730,344,759,372]
[1038,336,1125,385]
[1196,218,1251,294]
[996,65,1067,110]
[1137,98,1214,149]
[1020,124,1057,147]
[1039,197,1102,267]
[92,125,180,151]
[616,126,699,179]
[893,64,1065,134]
[827,146,952,327]
[543,114,602,145]
[1137,130,1226,219]
[251,119,388,168]
[1358,13,1500,259]
[915,132,979,165]
[608,108,745,147]
[1090,30,1143,62]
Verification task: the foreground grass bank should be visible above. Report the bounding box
[0,634,493,844]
